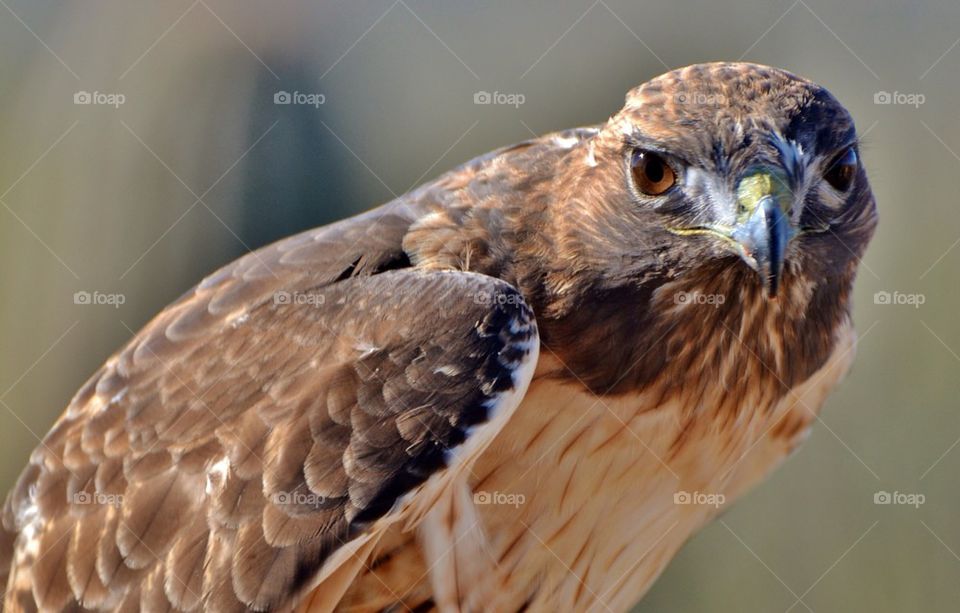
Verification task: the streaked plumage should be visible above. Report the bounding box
[1,62,876,612]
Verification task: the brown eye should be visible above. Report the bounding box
[824,147,858,192]
[631,150,676,195]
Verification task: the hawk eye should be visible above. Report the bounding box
[631,150,676,196]
[824,147,858,192]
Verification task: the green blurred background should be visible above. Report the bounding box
[1,0,957,610]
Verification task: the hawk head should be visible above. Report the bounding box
[531,62,877,394]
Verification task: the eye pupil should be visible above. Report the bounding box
[631,150,676,196]
[646,157,664,182]
[825,147,858,191]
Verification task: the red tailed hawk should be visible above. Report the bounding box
[1,62,877,612]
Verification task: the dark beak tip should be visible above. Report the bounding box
[766,278,781,299]
[760,198,789,301]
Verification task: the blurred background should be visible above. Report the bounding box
[0,0,957,610]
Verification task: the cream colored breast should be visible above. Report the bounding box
[458,320,856,612]
[327,321,856,613]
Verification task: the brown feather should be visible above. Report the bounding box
[164,518,208,611]
[116,470,189,569]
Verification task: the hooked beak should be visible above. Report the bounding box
[730,169,796,298]
[667,168,798,298]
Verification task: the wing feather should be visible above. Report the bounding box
[0,202,539,611]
